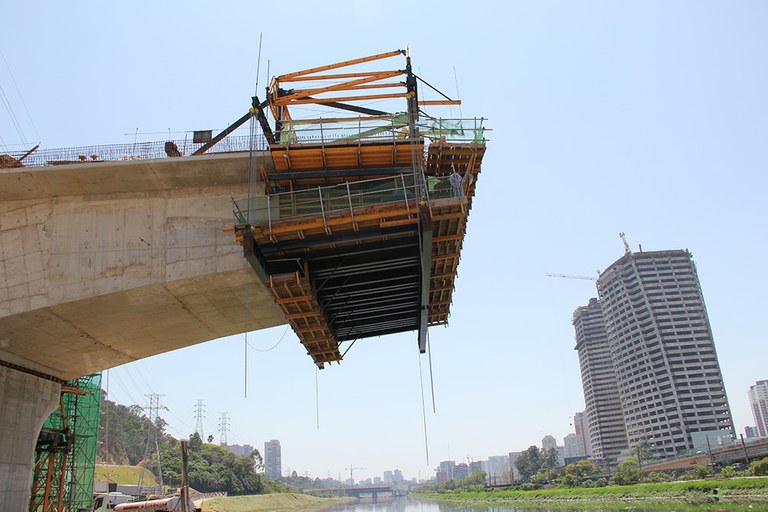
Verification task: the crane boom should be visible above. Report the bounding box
[545,273,597,281]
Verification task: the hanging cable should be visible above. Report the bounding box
[418,351,430,466]
[453,66,463,119]
[0,82,27,147]
[243,35,265,398]
[427,330,436,413]
[0,49,40,143]
[315,366,320,430]
[246,325,289,352]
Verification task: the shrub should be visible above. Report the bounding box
[645,471,671,483]
[751,457,768,476]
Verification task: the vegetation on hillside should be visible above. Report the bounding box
[98,398,160,465]
[97,394,288,495]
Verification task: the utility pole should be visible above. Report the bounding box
[180,440,190,512]
[740,434,750,464]
[218,413,230,446]
[194,399,206,440]
[706,435,715,468]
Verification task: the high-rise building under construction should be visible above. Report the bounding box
[573,299,628,462]
[575,249,734,460]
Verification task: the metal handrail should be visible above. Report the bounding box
[276,117,488,146]
[233,173,460,227]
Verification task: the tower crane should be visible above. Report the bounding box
[619,232,631,254]
[545,273,597,281]
[345,466,366,485]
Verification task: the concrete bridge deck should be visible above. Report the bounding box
[0,152,287,508]
[1,152,285,380]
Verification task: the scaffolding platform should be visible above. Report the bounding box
[230,49,487,367]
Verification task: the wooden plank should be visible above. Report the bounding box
[275,295,312,304]
[285,311,322,320]
[433,234,464,243]
[380,217,417,228]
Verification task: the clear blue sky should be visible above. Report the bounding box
[2,0,767,482]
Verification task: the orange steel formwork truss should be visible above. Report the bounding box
[234,49,486,367]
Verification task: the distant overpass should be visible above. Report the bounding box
[641,438,768,472]
[304,486,397,500]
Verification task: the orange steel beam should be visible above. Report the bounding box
[284,70,405,82]
[418,100,462,106]
[273,71,405,105]
[277,49,404,81]
[281,92,411,105]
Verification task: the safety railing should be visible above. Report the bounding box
[233,173,464,228]
[7,134,268,168]
[275,117,487,146]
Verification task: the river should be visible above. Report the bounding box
[309,497,716,512]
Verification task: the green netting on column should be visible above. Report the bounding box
[31,373,102,512]
[66,373,102,511]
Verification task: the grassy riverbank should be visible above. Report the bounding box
[201,492,353,512]
[414,477,768,508]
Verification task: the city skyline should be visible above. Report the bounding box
[2,1,767,483]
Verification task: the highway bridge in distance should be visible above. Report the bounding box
[304,486,398,500]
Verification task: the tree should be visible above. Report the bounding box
[636,440,653,461]
[562,460,598,487]
[252,448,264,473]
[611,457,643,485]
[515,446,541,482]
[463,471,487,488]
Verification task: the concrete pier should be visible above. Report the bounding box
[0,365,60,510]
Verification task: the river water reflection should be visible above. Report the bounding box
[308,498,705,512]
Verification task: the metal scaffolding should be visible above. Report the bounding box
[29,374,102,512]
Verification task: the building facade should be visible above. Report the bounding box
[264,439,282,479]
[596,249,734,457]
[750,380,768,437]
[573,298,629,462]
[573,411,592,456]
[563,433,580,458]
[486,455,511,485]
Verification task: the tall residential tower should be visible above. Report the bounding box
[596,249,734,457]
[264,439,282,479]
[573,298,628,462]
[749,380,768,438]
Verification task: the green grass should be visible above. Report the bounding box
[202,493,351,512]
[414,477,768,507]
[94,464,160,487]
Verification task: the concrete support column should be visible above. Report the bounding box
[0,365,61,511]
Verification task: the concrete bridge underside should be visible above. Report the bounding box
[0,152,285,509]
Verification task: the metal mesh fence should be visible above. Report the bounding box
[9,135,268,168]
